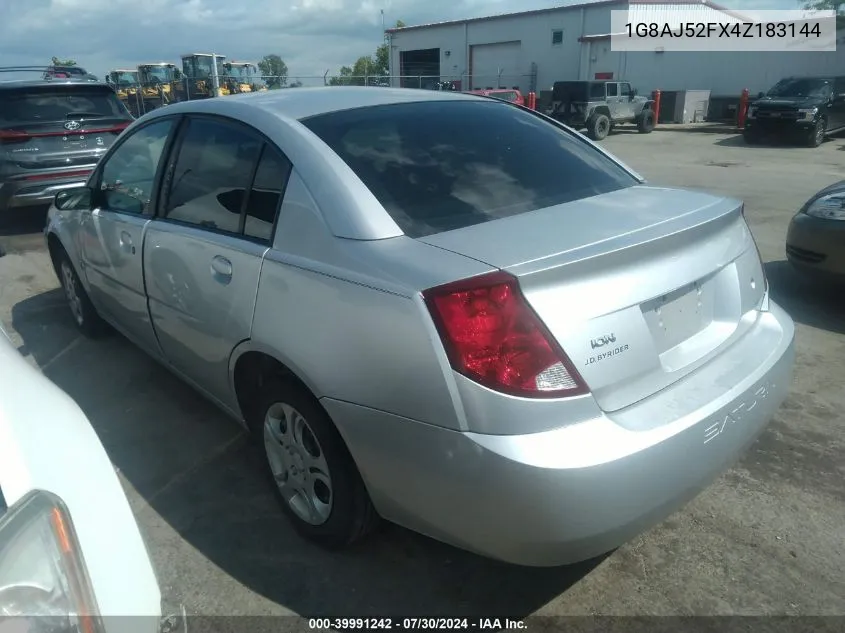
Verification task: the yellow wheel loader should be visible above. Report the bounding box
[181,53,230,99]
[107,69,142,117]
[137,63,184,113]
[221,62,264,94]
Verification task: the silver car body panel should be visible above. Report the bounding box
[45,87,795,566]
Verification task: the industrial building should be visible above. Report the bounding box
[385,0,845,119]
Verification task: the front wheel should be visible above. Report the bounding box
[637,109,655,133]
[586,113,611,141]
[807,116,826,148]
[253,379,379,547]
[57,252,108,338]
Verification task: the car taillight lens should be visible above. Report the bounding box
[0,129,32,144]
[423,271,589,398]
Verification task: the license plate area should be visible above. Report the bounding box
[641,278,716,354]
[62,134,87,149]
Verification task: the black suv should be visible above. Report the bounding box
[0,79,134,214]
[744,76,845,147]
[548,80,656,141]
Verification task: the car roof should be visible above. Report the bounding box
[0,79,112,90]
[160,86,489,121]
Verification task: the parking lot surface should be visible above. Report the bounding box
[1,129,843,618]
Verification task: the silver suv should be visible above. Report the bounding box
[0,79,133,216]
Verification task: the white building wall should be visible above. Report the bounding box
[388,3,620,91]
[389,4,845,98]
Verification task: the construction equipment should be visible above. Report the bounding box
[106,69,141,116]
[221,62,266,94]
[181,53,230,99]
[137,62,184,112]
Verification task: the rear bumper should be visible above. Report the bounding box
[326,301,794,567]
[0,172,93,210]
[786,213,845,281]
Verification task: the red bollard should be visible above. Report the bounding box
[651,89,661,125]
[737,88,750,129]
[528,91,536,110]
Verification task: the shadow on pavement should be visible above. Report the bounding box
[11,288,603,618]
[765,260,845,336]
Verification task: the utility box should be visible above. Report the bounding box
[658,90,711,123]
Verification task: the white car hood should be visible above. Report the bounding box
[0,327,161,623]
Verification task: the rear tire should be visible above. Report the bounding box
[250,377,379,548]
[637,109,655,133]
[56,250,108,338]
[587,113,611,141]
[807,116,826,148]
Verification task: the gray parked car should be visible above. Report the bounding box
[0,79,133,216]
[549,80,656,141]
[45,87,794,567]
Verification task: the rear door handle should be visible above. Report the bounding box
[119,230,135,255]
[211,255,233,285]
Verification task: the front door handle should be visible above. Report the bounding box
[119,230,135,255]
[210,255,233,285]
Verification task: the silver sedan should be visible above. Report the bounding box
[44,87,795,567]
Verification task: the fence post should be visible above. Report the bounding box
[651,89,661,125]
[737,88,750,129]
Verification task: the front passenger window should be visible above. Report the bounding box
[619,83,631,98]
[100,119,173,215]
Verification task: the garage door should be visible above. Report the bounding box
[470,41,523,90]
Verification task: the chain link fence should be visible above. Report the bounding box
[114,73,539,117]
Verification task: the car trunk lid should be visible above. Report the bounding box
[418,185,767,413]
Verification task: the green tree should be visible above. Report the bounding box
[329,19,404,85]
[257,54,288,89]
[51,56,76,66]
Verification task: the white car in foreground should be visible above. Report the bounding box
[0,326,165,633]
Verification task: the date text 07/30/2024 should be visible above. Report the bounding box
[308,618,527,630]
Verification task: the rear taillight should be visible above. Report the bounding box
[423,271,589,399]
[0,129,32,144]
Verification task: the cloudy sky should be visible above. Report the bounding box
[1,0,801,82]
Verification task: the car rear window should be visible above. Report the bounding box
[302,100,637,238]
[0,88,125,125]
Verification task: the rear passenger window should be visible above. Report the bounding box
[163,117,261,234]
[244,147,291,242]
[606,83,618,97]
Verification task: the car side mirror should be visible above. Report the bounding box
[54,186,93,211]
[630,88,638,97]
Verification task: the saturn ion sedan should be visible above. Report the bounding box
[44,87,795,567]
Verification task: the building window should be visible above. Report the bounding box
[552,29,563,45]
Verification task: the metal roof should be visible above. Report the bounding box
[138,62,176,67]
[386,0,753,33]
[181,53,226,58]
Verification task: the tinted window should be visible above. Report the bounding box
[100,119,174,215]
[164,117,261,234]
[589,83,606,99]
[606,83,618,97]
[0,88,124,124]
[619,83,631,97]
[245,147,291,242]
[768,77,831,98]
[303,101,637,238]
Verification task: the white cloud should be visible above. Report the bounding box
[0,0,799,81]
